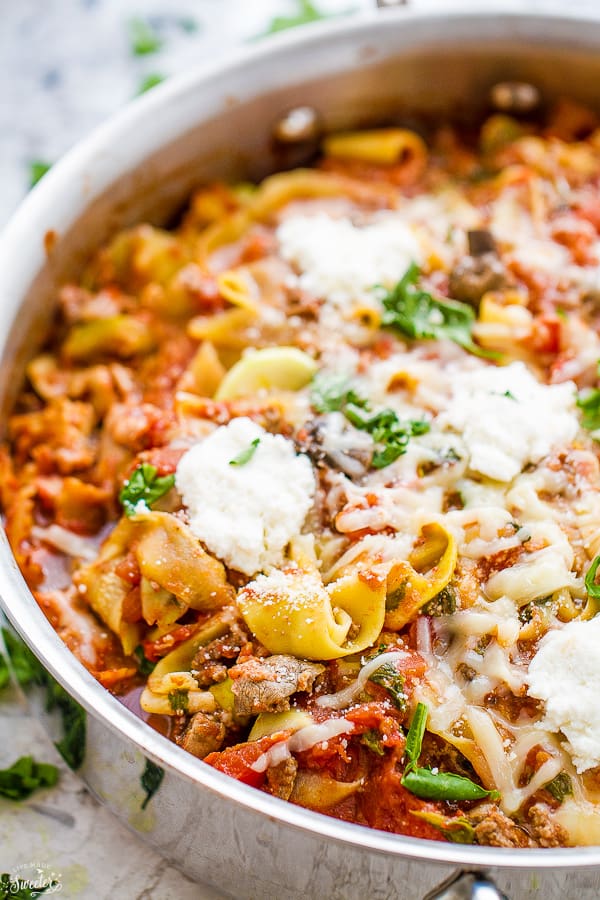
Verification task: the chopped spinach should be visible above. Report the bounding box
[422,584,457,617]
[361,729,386,757]
[545,772,573,804]
[168,689,189,713]
[129,17,162,55]
[368,662,406,710]
[410,809,476,843]
[134,645,156,676]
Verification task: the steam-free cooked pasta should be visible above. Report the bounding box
[7,101,600,846]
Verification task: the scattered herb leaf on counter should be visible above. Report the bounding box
[0,873,57,899]
[379,262,497,358]
[401,702,500,803]
[29,161,52,188]
[0,755,59,801]
[368,662,406,710]
[229,438,260,467]
[545,772,573,804]
[134,645,156,676]
[263,0,333,34]
[140,759,165,810]
[137,73,166,95]
[129,17,163,55]
[119,463,175,516]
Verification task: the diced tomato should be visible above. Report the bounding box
[359,747,446,840]
[142,621,205,661]
[204,730,293,788]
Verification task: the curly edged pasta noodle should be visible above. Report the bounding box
[7,98,600,846]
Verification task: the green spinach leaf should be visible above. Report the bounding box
[119,463,175,516]
[0,756,59,801]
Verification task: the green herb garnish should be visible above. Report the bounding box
[368,662,406,710]
[137,73,165,95]
[229,438,260,466]
[29,161,51,188]
[134,645,156,676]
[129,17,162,55]
[309,372,367,414]
[119,463,175,516]
[0,756,59,801]
[168,689,189,713]
[401,702,500,802]
[410,809,476,843]
[545,772,573,804]
[379,262,495,358]
[140,759,164,810]
[585,554,600,600]
[344,404,429,468]
[577,387,600,437]
[422,584,457,617]
[263,0,334,35]
[361,729,386,757]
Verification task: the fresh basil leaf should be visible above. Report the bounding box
[134,645,156,676]
[168,689,189,713]
[368,662,406,710]
[229,438,260,466]
[29,161,52,188]
[544,772,573,804]
[140,759,164,809]
[137,73,165,95]
[402,767,500,802]
[119,463,175,516]
[0,755,59,801]
[585,554,600,600]
[310,372,368,414]
[404,701,428,770]
[410,809,476,843]
[577,387,600,436]
[361,729,386,757]
[379,262,495,358]
[129,17,162,55]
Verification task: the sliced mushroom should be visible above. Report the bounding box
[229,655,325,717]
[448,253,507,308]
[299,414,374,478]
[467,228,497,257]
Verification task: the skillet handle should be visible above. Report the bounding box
[375,0,409,7]
[423,872,508,900]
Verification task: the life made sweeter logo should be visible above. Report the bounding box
[4,862,62,896]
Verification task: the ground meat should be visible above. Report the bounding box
[178,712,226,759]
[527,802,569,848]
[229,655,325,717]
[191,620,253,687]
[468,803,536,848]
[264,757,298,801]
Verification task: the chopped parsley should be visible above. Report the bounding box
[379,262,496,358]
[119,463,175,516]
[0,756,59,801]
[29,161,51,188]
[401,702,500,802]
[137,73,165,95]
[229,437,260,466]
[129,17,162,55]
[368,662,406,710]
[140,759,164,810]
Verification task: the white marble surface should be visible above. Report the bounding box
[0,1,598,898]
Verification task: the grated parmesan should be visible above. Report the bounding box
[175,417,316,575]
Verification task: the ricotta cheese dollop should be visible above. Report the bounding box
[527,616,600,772]
[438,361,578,482]
[175,417,316,576]
[276,212,422,309]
